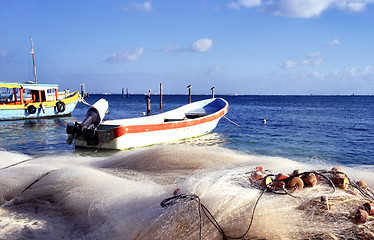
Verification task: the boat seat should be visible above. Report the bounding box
[164,118,187,122]
[185,106,217,119]
[185,112,207,119]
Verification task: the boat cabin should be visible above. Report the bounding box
[0,82,59,105]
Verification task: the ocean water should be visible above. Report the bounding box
[1,94,374,239]
[1,94,373,165]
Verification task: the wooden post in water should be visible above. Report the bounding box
[160,83,163,109]
[127,88,129,98]
[80,84,85,97]
[187,85,192,104]
[122,88,125,98]
[146,89,151,115]
[211,87,215,98]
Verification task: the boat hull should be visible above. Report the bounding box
[74,98,228,150]
[0,92,79,121]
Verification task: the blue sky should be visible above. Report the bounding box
[1,0,374,95]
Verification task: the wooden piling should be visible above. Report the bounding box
[146,89,151,115]
[146,96,151,115]
[160,83,163,109]
[127,88,129,98]
[187,85,192,104]
[80,84,85,97]
[122,88,124,98]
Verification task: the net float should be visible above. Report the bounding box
[292,169,301,176]
[273,181,286,189]
[255,166,264,172]
[331,166,344,172]
[357,180,368,190]
[287,177,304,191]
[303,173,317,187]
[261,176,273,188]
[332,176,349,190]
[353,209,368,224]
[275,173,289,181]
[363,202,374,216]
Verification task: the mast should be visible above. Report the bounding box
[30,36,38,84]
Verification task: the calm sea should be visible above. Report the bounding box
[0,94,373,166]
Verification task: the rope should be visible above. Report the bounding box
[2,170,55,206]
[93,131,111,153]
[20,170,55,194]
[79,97,92,107]
[160,189,265,239]
[0,159,32,170]
[224,116,240,127]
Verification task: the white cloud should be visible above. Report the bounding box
[263,0,334,18]
[162,38,214,53]
[302,52,324,65]
[282,52,323,69]
[191,38,213,52]
[107,47,144,62]
[335,0,374,12]
[333,65,374,77]
[282,60,297,68]
[328,39,340,46]
[123,1,152,12]
[261,0,374,18]
[227,0,262,9]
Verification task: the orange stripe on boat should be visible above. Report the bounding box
[113,105,228,139]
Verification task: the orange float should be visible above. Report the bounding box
[331,166,344,173]
[275,173,289,181]
[303,173,317,187]
[357,180,368,190]
[332,176,349,190]
[273,181,286,189]
[292,169,301,176]
[287,177,304,190]
[353,209,368,224]
[363,202,374,216]
[255,166,264,172]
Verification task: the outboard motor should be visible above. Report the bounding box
[66,99,109,145]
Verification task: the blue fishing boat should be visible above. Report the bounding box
[0,37,79,120]
[0,82,79,120]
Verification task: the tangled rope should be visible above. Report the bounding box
[160,189,266,240]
